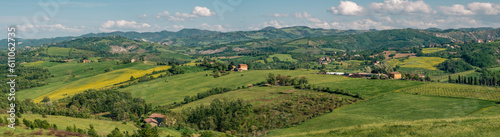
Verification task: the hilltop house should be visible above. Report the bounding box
[234,64,248,72]
[144,113,165,127]
[389,72,402,79]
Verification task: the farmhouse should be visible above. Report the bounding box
[131,59,136,63]
[82,59,90,63]
[234,64,248,72]
[389,72,402,79]
[144,113,165,127]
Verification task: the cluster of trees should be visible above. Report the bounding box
[0,65,51,93]
[22,119,57,130]
[183,99,253,134]
[449,72,500,86]
[62,89,151,121]
[437,59,473,73]
[265,73,308,86]
[182,87,233,104]
[168,65,186,75]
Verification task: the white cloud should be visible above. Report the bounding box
[295,12,322,23]
[156,11,170,18]
[369,0,433,14]
[156,6,215,21]
[268,13,289,17]
[17,24,82,32]
[439,4,474,15]
[138,14,147,19]
[349,19,394,30]
[396,19,438,29]
[263,20,288,28]
[99,20,151,32]
[175,12,198,18]
[380,16,393,23]
[192,6,216,17]
[200,23,226,31]
[329,19,394,30]
[467,2,500,15]
[168,16,185,21]
[172,25,185,30]
[329,1,364,15]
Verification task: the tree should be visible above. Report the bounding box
[364,66,372,73]
[448,75,452,83]
[87,124,98,137]
[425,75,431,81]
[298,77,308,85]
[200,131,214,137]
[130,76,135,81]
[41,96,50,103]
[266,73,277,85]
[137,124,159,137]
[107,127,124,137]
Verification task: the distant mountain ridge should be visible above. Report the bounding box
[2,27,500,49]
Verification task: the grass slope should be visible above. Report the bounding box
[303,74,423,98]
[119,70,315,106]
[172,86,296,111]
[18,61,171,102]
[295,116,500,137]
[268,92,496,136]
[398,83,500,102]
[387,57,447,70]
[0,114,137,136]
[266,54,298,62]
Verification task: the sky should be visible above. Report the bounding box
[2,0,500,39]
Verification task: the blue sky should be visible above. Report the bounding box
[3,0,500,39]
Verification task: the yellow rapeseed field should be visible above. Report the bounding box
[33,65,171,102]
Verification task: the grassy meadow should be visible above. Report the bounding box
[303,74,423,98]
[268,92,497,136]
[294,116,500,137]
[172,86,296,112]
[18,61,171,102]
[398,83,500,102]
[421,48,446,54]
[387,57,447,70]
[119,69,316,106]
[266,54,298,62]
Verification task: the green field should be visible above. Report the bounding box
[422,48,446,54]
[266,54,298,62]
[296,116,500,137]
[0,114,181,136]
[398,83,500,102]
[387,57,447,70]
[46,47,95,56]
[0,114,137,136]
[172,86,296,111]
[268,92,497,136]
[18,61,171,102]
[303,74,423,98]
[119,70,315,106]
